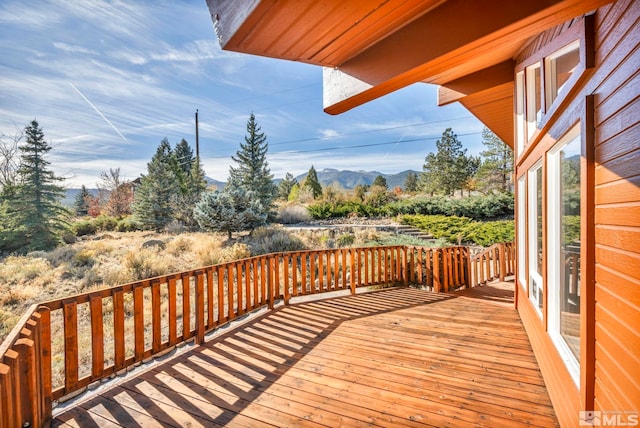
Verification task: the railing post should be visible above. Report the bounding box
[499,244,506,282]
[350,249,356,295]
[15,338,37,427]
[433,249,441,292]
[37,306,52,425]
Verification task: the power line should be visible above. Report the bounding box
[269,115,474,147]
[208,131,482,159]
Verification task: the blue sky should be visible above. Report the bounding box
[0,0,486,187]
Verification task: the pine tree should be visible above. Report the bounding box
[303,165,322,199]
[133,138,179,231]
[372,175,388,189]
[419,128,473,196]
[404,172,418,193]
[74,185,91,216]
[194,188,267,240]
[477,127,513,192]
[227,114,276,218]
[172,139,206,227]
[278,173,297,200]
[4,120,69,252]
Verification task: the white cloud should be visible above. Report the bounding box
[52,42,95,55]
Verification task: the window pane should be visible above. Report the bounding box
[526,63,542,139]
[560,135,581,359]
[536,167,543,275]
[546,41,580,105]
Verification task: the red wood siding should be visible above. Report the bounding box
[515,1,639,425]
[591,0,640,413]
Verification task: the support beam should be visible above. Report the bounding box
[437,60,514,106]
[323,0,612,114]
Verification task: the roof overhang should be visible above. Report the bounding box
[207,0,613,149]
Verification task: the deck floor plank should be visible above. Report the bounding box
[53,283,559,427]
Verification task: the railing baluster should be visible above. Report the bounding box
[0,362,14,428]
[89,296,103,379]
[37,306,52,422]
[195,270,205,344]
[152,280,161,353]
[113,291,125,370]
[236,262,243,316]
[207,268,215,329]
[133,285,144,361]
[181,273,191,340]
[168,276,177,345]
[63,299,79,390]
[245,260,252,310]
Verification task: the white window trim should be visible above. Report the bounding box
[528,161,543,317]
[516,71,526,156]
[546,123,581,386]
[517,175,527,288]
[544,40,580,109]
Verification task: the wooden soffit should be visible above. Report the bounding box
[208,0,612,122]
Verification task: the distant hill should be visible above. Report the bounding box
[295,168,419,190]
[63,170,420,205]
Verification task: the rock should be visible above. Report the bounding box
[142,239,166,250]
[62,233,76,244]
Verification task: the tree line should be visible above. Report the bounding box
[0,116,513,254]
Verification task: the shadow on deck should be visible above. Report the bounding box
[53,283,558,427]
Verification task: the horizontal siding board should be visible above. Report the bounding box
[595,174,640,205]
[595,244,640,281]
[595,142,640,184]
[595,303,640,367]
[594,342,640,409]
[595,121,640,164]
[596,282,640,330]
[595,70,640,127]
[595,225,640,253]
[595,202,640,227]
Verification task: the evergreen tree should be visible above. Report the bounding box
[227,114,277,218]
[477,127,513,192]
[3,120,69,252]
[74,185,91,216]
[133,138,179,231]
[372,175,388,189]
[419,128,473,196]
[404,172,418,193]
[278,172,297,200]
[303,165,323,199]
[172,139,206,227]
[194,188,267,240]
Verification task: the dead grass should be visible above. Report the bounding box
[0,226,412,343]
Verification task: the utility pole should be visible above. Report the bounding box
[195,109,200,161]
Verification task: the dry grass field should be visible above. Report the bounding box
[0,224,437,342]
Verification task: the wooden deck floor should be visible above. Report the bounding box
[52,283,558,427]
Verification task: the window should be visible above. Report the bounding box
[528,162,544,315]
[526,63,542,140]
[545,41,580,107]
[515,17,593,153]
[547,124,581,385]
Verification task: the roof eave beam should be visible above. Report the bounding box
[437,60,515,106]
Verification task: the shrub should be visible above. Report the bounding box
[123,247,176,281]
[401,214,514,246]
[249,227,306,255]
[116,217,143,232]
[93,215,118,232]
[336,233,355,247]
[72,220,97,236]
[276,204,311,224]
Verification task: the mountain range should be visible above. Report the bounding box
[63,168,420,206]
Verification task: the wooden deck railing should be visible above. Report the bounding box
[469,242,516,287]
[0,242,511,427]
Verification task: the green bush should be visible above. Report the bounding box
[336,233,355,247]
[93,215,118,232]
[72,220,97,236]
[401,214,514,246]
[386,192,513,220]
[249,227,307,255]
[116,217,143,232]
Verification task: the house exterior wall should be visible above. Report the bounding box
[514,0,640,426]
